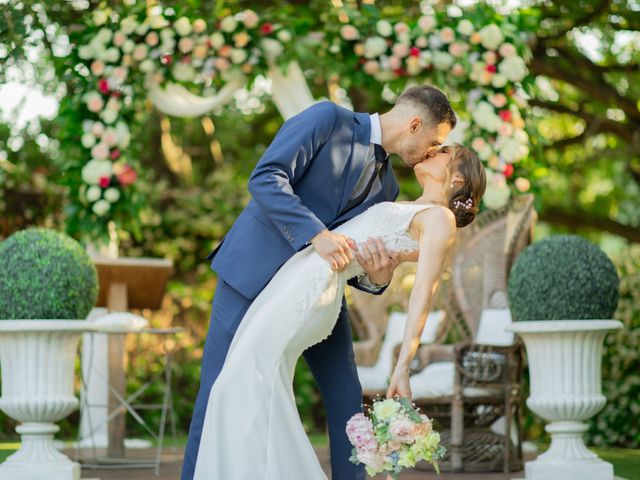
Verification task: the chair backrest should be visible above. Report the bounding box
[446,194,535,341]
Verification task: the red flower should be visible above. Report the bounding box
[182,56,192,65]
[161,55,173,65]
[111,90,122,98]
[98,79,109,94]
[260,23,273,35]
[499,110,512,122]
[486,64,497,73]
[394,68,408,77]
[503,164,514,178]
[410,47,420,57]
[98,176,111,188]
[110,149,121,160]
[117,164,137,187]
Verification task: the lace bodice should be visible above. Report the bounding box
[333,202,435,279]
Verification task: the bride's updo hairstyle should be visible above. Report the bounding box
[447,144,487,228]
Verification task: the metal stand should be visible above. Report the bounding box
[75,327,185,475]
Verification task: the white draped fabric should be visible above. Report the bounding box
[147,61,316,120]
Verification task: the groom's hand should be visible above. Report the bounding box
[311,230,357,272]
[356,237,401,286]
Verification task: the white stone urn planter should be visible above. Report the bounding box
[0,320,97,480]
[507,319,623,480]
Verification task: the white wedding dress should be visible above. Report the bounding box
[193,201,435,479]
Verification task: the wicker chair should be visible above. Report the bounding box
[408,194,536,473]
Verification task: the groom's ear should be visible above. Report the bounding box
[409,117,422,134]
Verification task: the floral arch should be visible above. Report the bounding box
[69,3,535,241]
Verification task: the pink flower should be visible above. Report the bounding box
[346,413,377,452]
[242,9,259,28]
[178,37,194,53]
[218,45,232,57]
[91,142,110,160]
[260,23,273,35]
[117,164,137,186]
[146,31,159,47]
[490,93,507,108]
[503,164,514,178]
[390,419,417,443]
[388,55,402,71]
[87,95,104,113]
[439,27,455,44]
[98,176,111,188]
[356,451,385,471]
[113,31,126,47]
[448,42,466,57]
[394,22,410,35]
[499,122,514,137]
[392,43,410,58]
[340,25,359,41]
[110,148,121,160]
[499,42,517,58]
[452,63,465,77]
[91,60,105,76]
[499,109,512,122]
[484,51,498,65]
[363,60,380,75]
[214,57,230,71]
[472,137,486,151]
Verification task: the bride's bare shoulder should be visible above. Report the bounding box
[413,205,456,237]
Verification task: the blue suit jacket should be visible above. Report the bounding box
[206,101,400,299]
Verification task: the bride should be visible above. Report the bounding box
[193,143,487,479]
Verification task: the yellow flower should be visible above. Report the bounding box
[373,399,400,421]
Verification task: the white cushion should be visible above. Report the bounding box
[475,309,514,346]
[410,362,455,398]
[357,310,445,392]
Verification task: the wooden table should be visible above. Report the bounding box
[91,256,174,459]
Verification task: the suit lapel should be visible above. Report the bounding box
[337,112,371,214]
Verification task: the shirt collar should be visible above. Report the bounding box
[369,113,382,146]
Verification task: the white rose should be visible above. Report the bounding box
[84,92,104,113]
[376,20,393,37]
[491,73,508,88]
[499,42,517,58]
[497,136,529,163]
[115,121,131,148]
[498,56,528,82]
[92,199,111,216]
[483,171,511,209]
[82,133,97,148]
[78,45,94,60]
[364,36,387,59]
[104,187,121,203]
[91,142,110,160]
[135,22,150,36]
[178,37,194,53]
[418,15,436,32]
[230,48,248,64]
[210,32,225,49]
[478,144,493,161]
[148,15,168,30]
[172,63,196,82]
[457,19,474,36]
[86,185,102,202]
[139,59,155,73]
[120,16,138,35]
[105,47,120,63]
[97,28,113,44]
[122,39,135,54]
[93,10,108,27]
[479,24,504,50]
[111,66,128,84]
[471,102,501,132]
[100,108,118,124]
[82,159,113,185]
[277,29,292,42]
[174,17,192,36]
[220,16,238,33]
[260,38,283,59]
[102,127,119,147]
[432,51,454,70]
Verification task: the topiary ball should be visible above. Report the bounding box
[0,228,99,319]
[508,235,619,321]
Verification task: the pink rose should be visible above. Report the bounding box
[499,122,514,137]
[90,60,105,76]
[388,55,402,71]
[394,22,410,35]
[490,93,507,108]
[146,31,159,47]
[356,451,385,471]
[242,9,259,29]
[178,37,194,53]
[440,27,455,44]
[346,413,377,451]
[218,45,232,58]
[363,60,380,75]
[340,25,359,41]
[87,96,104,113]
[113,32,126,47]
[472,137,486,151]
[214,57,230,71]
[390,419,417,443]
[483,51,498,65]
[452,63,465,76]
[91,142,110,160]
[392,43,410,58]
[499,42,517,58]
[448,42,466,57]
[102,128,118,147]
[117,164,137,186]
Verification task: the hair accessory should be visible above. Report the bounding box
[453,198,473,210]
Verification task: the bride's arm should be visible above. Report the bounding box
[386,207,456,399]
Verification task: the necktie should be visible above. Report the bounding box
[344,144,388,211]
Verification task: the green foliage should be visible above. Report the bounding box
[0,228,98,319]
[508,235,619,320]
[586,245,640,448]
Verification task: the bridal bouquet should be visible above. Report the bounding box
[346,397,445,478]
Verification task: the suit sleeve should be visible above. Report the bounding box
[247,101,339,251]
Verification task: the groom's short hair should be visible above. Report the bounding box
[396,85,457,129]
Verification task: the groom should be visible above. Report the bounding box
[182,85,456,480]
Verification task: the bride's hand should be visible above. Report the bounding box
[386,368,412,400]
